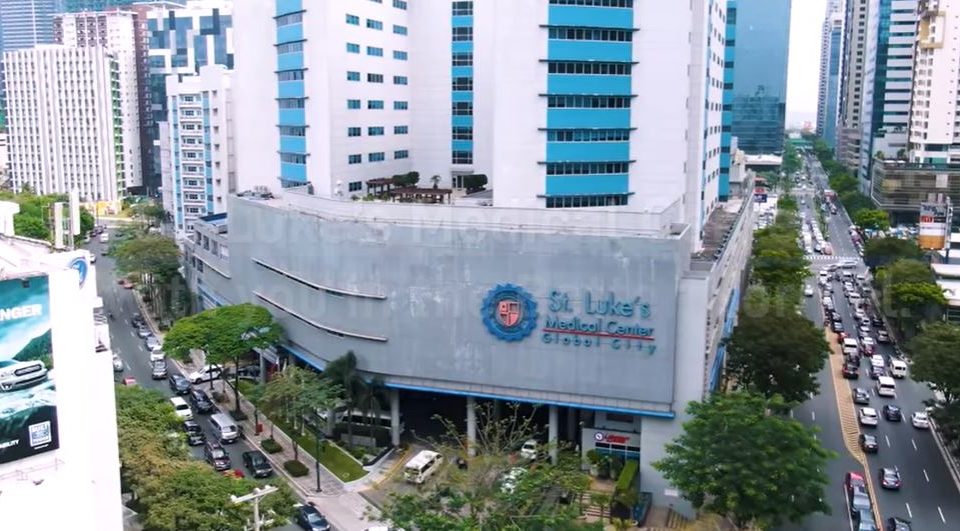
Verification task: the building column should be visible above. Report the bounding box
[325,408,336,437]
[566,406,577,441]
[258,352,268,385]
[549,404,559,464]
[466,396,477,457]
[390,388,401,447]
[492,399,501,423]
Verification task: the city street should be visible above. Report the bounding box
[783,157,960,531]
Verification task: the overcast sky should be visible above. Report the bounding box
[786,0,827,127]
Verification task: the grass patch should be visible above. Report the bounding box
[237,379,259,399]
[270,417,367,482]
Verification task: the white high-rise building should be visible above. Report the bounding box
[55,10,142,189]
[159,64,234,239]
[837,0,872,169]
[4,45,124,202]
[909,0,960,163]
[816,0,844,147]
[234,0,725,245]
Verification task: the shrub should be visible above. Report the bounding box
[283,460,309,477]
[261,438,282,454]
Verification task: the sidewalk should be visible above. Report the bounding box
[132,291,393,530]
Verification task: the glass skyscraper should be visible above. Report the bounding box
[729,0,792,155]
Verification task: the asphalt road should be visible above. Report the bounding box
[781,157,960,531]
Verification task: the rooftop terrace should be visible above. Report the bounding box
[692,197,750,264]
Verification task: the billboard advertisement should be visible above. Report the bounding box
[0,275,58,464]
[919,201,949,250]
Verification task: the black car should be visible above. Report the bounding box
[833,321,845,333]
[189,388,216,414]
[203,442,231,471]
[870,365,886,380]
[886,517,912,531]
[242,450,273,478]
[859,433,879,453]
[883,405,903,422]
[296,504,331,531]
[183,420,206,446]
[853,388,871,405]
[168,373,191,395]
[871,315,884,327]
[842,363,860,379]
[131,313,145,327]
[880,467,902,490]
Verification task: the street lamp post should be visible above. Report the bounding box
[230,485,278,531]
[314,422,323,493]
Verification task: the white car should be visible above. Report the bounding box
[912,412,930,430]
[187,364,223,384]
[0,359,48,391]
[804,285,814,297]
[112,354,124,372]
[519,439,538,461]
[170,396,193,420]
[149,350,165,363]
[145,336,162,352]
[859,407,879,427]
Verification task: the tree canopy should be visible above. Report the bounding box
[750,206,808,296]
[853,209,890,231]
[908,322,960,405]
[863,237,923,269]
[725,292,830,403]
[653,392,833,529]
[113,234,180,281]
[0,190,95,241]
[875,259,944,335]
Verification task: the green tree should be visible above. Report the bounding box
[377,402,592,530]
[782,142,801,176]
[323,351,368,445]
[875,259,944,335]
[725,293,830,403]
[908,322,960,404]
[828,172,858,195]
[13,215,49,240]
[839,191,875,218]
[113,234,180,322]
[133,202,166,224]
[164,303,282,416]
[853,209,890,231]
[79,207,95,235]
[260,364,341,461]
[653,392,833,529]
[357,376,388,443]
[863,237,923,269]
[876,259,935,286]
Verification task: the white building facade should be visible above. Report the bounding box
[909,0,960,163]
[159,64,234,240]
[837,0,872,169]
[54,10,142,189]
[4,45,124,202]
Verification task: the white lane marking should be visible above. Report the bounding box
[924,469,930,483]
[912,439,918,451]
[885,435,891,447]
[811,411,816,422]
[939,506,946,523]
[906,502,913,518]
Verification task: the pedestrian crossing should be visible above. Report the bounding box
[805,254,859,262]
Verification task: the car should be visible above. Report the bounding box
[842,260,858,269]
[241,450,273,478]
[859,433,879,453]
[911,411,930,429]
[188,364,223,384]
[112,354,124,372]
[144,335,162,352]
[151,360,168,380]
[500,467,527,494]
[877,330,891,343]
[832,321,845,333]
[855,509,878,531]
[861,337,876,354]
[188,388,216,414]
[121,376,137,386]
[170,396,193,420]
[0,359,48,392]
[183,420,206,446]
[804,285,814,297]
[296,504,332,531]
[886,517,912,531]
[149,350,165,363]
[858,324,872,336]
[130,313,145,327]
[846,472,872,516]
[880,467,901,490]
[853,388,871,405]
[843,363,860,379]
[859,407,879,427]
[870,365,886,380]
[871,315,884,327]
[136,325,151,338]
[520,439,538,461]
[120,279,134,289]
[203,441,231,471]
[883,405,903,422]
[168,373,191,395]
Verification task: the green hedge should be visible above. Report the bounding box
[283,460,309,477]
[616,460,638,492]
[261,438,282,454]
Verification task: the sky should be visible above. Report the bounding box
[786,0,828,128]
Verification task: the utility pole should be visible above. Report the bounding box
[230,485,278,531]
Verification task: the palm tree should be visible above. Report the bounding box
[590,492,612,524]
[261,365,341,462]
[323,351,366,445]
[357,376,387,445]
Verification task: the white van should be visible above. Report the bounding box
[843,338,860,357]
[99,232,109,243]
[877,376,897,397]
[170,397,193,420]
[209,412,241,443]
[889,359,908,379]
[403,450,443,484]
[870,355,885,368]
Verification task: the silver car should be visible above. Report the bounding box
[145,336,162,352]
[0,359,48,391]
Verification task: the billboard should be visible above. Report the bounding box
[919,201,950,250]
[0,275,59,464]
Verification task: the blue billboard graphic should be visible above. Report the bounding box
[0,275,58,464]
